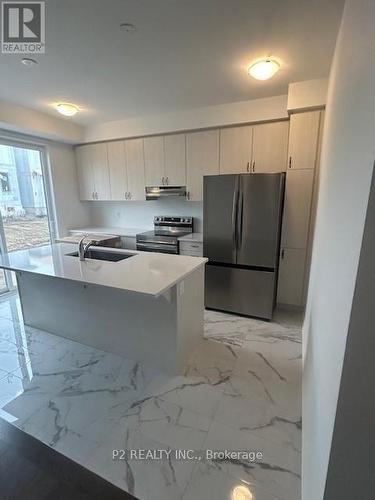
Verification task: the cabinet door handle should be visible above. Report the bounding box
[288,156,292,169]
[281,249,285,259]
[247,162,250,172]
[252,162,255,173]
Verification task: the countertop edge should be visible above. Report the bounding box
[153,258,208,297]
[69,227,204,242]
[5,262,208,298]
[69,227,152,238]
[0,245,208,298]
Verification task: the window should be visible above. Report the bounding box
[0,141,55,293]
[0,172,10,192]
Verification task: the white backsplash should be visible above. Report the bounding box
[89,200,203,232]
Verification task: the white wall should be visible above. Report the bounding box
[302,1,375,499]
[89,200,203,233]
[0,100,84,144]
[47,143,91,237]
[287,78,328,112]
[84,95,288,143]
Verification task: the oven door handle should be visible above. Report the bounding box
[136,242,178,253]
[136,239,177,245]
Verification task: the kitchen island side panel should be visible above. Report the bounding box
[16,271,183,374]
[176,266,205,370]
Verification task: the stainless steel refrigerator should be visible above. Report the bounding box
[203,173,285,320]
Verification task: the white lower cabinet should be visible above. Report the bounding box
[121,236,137,250]
[277,248,307,306]
[179,241,203,257]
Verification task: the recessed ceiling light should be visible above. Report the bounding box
[120,22,137,33]
[55,103,79,117]
[248,59,280,81]
[21,57,38,67]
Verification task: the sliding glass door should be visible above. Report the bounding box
[0,141,55,292]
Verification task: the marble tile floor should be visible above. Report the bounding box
[0,293,302,500]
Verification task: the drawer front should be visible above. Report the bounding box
[180,241,203,256]
[180,249,203,257]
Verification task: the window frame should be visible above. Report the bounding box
[0,136,57,292]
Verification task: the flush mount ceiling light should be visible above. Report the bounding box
[120,22,137,33]
[55,103,79,117]
[21,57,38,67]
[231,485,253,500]
[248,58,280,81]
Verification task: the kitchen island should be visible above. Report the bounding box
[0,243,207,374]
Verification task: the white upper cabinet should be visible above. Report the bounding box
[164,134,186,186]
[125,138,146,201]
[144,136,165,186]
[252,121,289,173]
[91,143,110,200]
[219,126,252,174]
[76,143,110,200]
[76,145,94,200]
[287,111,321,169]
[186,130,219,201]
[281,169,315,249]
[107,141,128,201]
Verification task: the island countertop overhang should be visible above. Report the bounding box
[0,243,208,297]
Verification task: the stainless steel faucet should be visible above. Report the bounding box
[78,235,94,261]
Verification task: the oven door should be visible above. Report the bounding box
[136,242,179,254]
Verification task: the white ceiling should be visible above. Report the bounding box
[0,0,344,125]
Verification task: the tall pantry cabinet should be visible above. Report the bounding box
[277,110,324,307]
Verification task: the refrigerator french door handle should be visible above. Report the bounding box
[231,176,240,253]
[237,176,244,249]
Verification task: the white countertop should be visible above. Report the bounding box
[0,243,207,297]
[55,234,121,245]
[69,227,203,242]
[69,226,152,238]
[178,232,203,243]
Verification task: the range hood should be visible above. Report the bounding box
[145,186,187,200]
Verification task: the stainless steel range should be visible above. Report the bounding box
[136,216,193,254]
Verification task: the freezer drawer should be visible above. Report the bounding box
[205,264,276,319]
